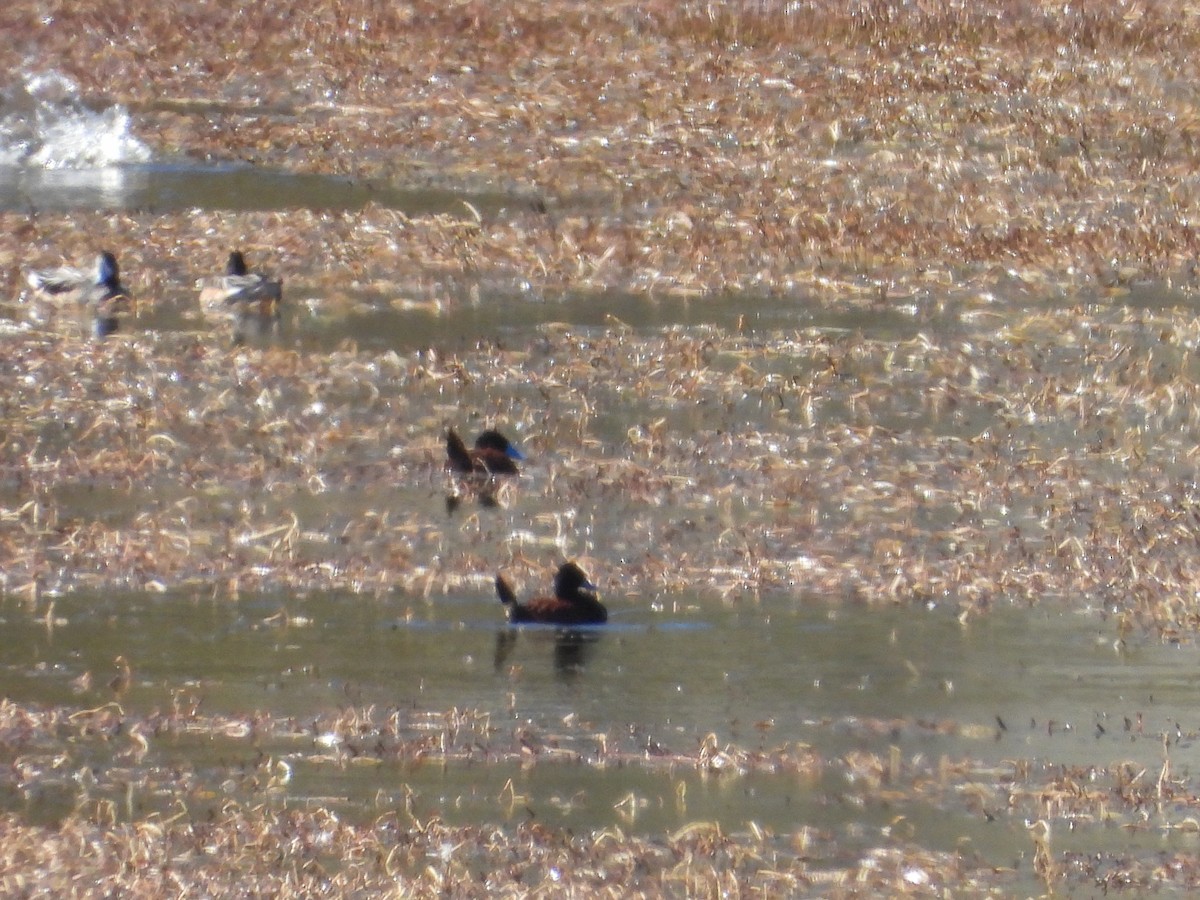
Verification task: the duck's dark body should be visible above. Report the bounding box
[496,562,607,626]
[446,428,524,476]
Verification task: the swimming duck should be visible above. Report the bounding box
[496,562,607,626]
[197,250,282,343]
[25,250,132,337]
[446,427,525,477]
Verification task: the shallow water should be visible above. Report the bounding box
[0,68,543,215]
[0,163,539,217]
[285,285,944,356]
[3,588,1187,768]
[5,80,1198,887]
[2,586,1197,868]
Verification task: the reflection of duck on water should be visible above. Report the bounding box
[496,562,606,625]
[493,627,601,678]
[551,629,598,673]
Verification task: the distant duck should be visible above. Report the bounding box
[197,250,282,343]
[446,427,525,477]
[496,562,607,626]
[25,250,132,337]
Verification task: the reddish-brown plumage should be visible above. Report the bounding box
[496,562,607,626]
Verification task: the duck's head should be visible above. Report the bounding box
[476,429,524,461]
[226,251,249,277]
[554,562,596,600]
[97,251,120,288]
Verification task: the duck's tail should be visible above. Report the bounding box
[495,574,518,607]
[446,428,474,474]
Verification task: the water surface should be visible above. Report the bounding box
[4,76,1194,886]
[0,163,540,217]
[1,588,1195,866]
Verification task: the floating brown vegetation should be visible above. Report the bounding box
[7,304,1200,639]
[6,695,1200,894]
[1,2,1199,296]
[0,806,999,897]
[6,0,1200,893]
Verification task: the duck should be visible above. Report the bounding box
[496,562,607,626]
[197,250,282,343]
[25,250,132,337]
[446,427,525,477]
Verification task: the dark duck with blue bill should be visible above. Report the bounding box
[446,427,524,477]
[496,562,608,626]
